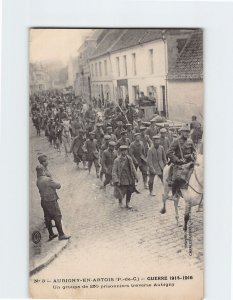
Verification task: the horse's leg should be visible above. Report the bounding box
[197,196,203,212]
[160,193,167,214]
[160,183,168,214]
[183,205,191,231]
[173,196,180,226]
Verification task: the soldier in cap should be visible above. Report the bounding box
[146,119,158,139]
[164,123,173,143]
[134,119,142,133]
[83,132,100,177]
[116,130,131,151]
[140,126,152,155]
[167,125,196,198]
[106,126,117,143]
[147,135,167,196]
[33,111,42,136]
[86,120,95,138]
[38,154,52,177]
[100,141,117,189]
[99,135,112,180]
[61,118,71,157]
[126,123,134,143]
[114,121,124,140]
[36,165,71,241]
[112,145,138,209]
[190,115,203,146]
[94,123,105,149]
[69,129,87,169]
[159,127,170,155]
[129,132,148,189]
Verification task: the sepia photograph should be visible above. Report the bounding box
[29,28,203,299]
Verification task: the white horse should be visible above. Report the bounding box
[160,152,203,231]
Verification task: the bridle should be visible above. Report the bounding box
[186,168,203,205]
[186,169,203,194]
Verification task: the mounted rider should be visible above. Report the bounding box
[166,125,196,198]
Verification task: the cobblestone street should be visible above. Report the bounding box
[30,125,203,298]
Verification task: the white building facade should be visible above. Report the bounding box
[110,39,167,113]
[88,29,195,117]
[89,39,168,114]
[89,54,115,102]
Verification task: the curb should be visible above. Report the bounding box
[30,239,70,276]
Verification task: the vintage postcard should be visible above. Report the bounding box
[29,28,203,299]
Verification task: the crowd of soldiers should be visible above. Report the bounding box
[31,91,203,241]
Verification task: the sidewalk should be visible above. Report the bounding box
[29,223,70,276]
[29,124,71,276]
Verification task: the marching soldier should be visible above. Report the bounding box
[167,125,196,198]
[159,128,170,155]
[100,135,111,180]
[100,141,117,189]
[126,123,134,143]
[140,126,152,155]
[94,123,105,149]
[106,126,117,143]
[83,132,100,178]
[116,130,131,151]
[112,145,138,209]
[69,129,87,169]
[114,121,124,140]
[164,123,173,143]
[129,133,148,189]
[134,119,142,133]
[190,115,203,145]
[86,120,96,138]
[147,135,167,196]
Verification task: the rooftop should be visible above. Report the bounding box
[168,29,203,80]
[89,29,126,59]
[89,28,195,60]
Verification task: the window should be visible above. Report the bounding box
[132,53,136,75]
[123,55,127,76]
[95,63,98,76]
[91,64,94,77]
[149,49,154,74]
[99,62,102,77]
[116,57,120,77]
[132,85,139,101]
[104,60,107,75]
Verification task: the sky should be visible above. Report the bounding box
[29,29,93,65]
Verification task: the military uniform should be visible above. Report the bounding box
[140,133,152,155]
[114,126,124,140]
[94,127,105,149]
[36,171,65,239]
[190,120,203,145]
[167,136,196,195]
[69,133,86,166]
[167,137,196,166]
[147,143,167,194]
[146,125,158,139]
[84,137,100,177]
[112,152,138,207]
[160,136,170,155]
[129,140,148,186]
[116,137,131,150]
[102,147,117,186]
[127,129,134,143]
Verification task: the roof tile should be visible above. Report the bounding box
[168,30,203,80]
